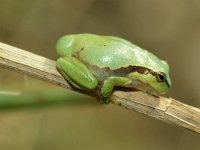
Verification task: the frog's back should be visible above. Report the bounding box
[57,33,167,72]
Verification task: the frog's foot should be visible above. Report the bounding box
[98,95,110,104]
[100,76,132,104]
[56,57,98,90]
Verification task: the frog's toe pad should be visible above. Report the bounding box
[98,96,110,104]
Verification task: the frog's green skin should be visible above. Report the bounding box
[56,33,171,103]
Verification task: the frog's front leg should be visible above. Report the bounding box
[100,77,132,103]
[56,57,98,90]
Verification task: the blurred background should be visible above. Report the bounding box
[0,0,200,149]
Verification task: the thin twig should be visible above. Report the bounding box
[0,42,200,134]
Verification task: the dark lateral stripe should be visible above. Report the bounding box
[74,55,169,86]
[112,65,169,87]
[112,65,156,77]
[113,66,147,76]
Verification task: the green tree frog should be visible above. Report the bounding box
[56,33,171,103]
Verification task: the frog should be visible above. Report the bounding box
[56,33,171,103]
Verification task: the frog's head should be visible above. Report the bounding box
[127,60,171,95]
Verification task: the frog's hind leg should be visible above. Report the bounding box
[56,57,98,90]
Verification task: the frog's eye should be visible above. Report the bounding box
[157,73,166,82]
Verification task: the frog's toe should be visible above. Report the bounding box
[98,95,110,104]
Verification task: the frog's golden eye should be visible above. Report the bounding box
[157,72,166,82]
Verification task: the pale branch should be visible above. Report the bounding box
[0,42,200,134]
